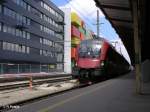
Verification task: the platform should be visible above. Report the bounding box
[2,71,150,112]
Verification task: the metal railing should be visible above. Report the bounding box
[0,63,63,74]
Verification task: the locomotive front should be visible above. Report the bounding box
[77,40,102,68]
[75,39,105,79]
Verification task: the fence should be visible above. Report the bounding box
[0,63,62,74]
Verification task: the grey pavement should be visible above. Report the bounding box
[6,71,150,112]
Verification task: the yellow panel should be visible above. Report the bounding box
[71,12,82,27]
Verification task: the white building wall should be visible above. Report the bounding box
[61,8,71,74]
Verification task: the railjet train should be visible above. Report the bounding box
[72,38,130,80]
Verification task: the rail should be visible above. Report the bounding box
[0,75,72,91]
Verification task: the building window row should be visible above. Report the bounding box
[12,0,41,18]
[3,6,30,25]
[12,0,31,11]
[40,13,64,31]
[40,38,53,47]
[40,13,58,27]
[0,23,30,40]
[2,41,30,54]
[40,1,63,21]
[11,0,63,32]
[40,50,54,57]
[11,0,62,25]
[54,43,63,51]
[55,33,63,40]
[40,25,54,36]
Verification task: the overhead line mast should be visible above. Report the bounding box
[97,10,99,38]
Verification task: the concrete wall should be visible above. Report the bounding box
[61,8,71,74]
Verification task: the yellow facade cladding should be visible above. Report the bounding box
[71,12,94,46]
[71,37,80,46]
[71,12,82,27]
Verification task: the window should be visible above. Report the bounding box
[2,42,29,53]
[22,31,26,38]
[40,1,44,7]
[40,13,43,19]
[2,23,30,40]
[23,17,26,24]
[7,27,12,34]
[16,0,20,5]
[56,53,63,62]
[27,32,30,39]
[12,0,27,10]
[12,28,15,35]
[27,18,30,25]
[40,50,42,55]
[4,7,8,16]
[18,45,22,52]
[7,43,11,50]
[19,30,22,37]
[26,47,30,54]
[40,25,43,31]
[2,42,7,50]
[3,25,7,32]
[22,46,25,53]
[16,29,19,36]
[11,44,15,51]
[3,6,31,25]
[40,38,43,43]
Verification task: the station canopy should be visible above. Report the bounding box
[94,0,135,64]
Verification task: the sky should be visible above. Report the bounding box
[51,0,131,64]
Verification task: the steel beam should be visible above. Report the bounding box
[109,17,133,23]
[101,4,130,11]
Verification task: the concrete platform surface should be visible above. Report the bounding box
[5,71,150,112]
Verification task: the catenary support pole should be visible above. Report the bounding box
[97,10,99,38]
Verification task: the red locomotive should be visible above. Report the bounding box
[72,38,130,80]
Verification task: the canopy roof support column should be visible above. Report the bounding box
[132,0,142,94]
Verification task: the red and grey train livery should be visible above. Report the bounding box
[72,38,130,80]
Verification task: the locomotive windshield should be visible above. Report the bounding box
[79,40,102,58]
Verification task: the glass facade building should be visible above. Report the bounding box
[0,0,64,74]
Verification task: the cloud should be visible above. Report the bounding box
[59,0,104,23]
[59,0,131,65]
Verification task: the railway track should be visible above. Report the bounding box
[0,75,72,91]
[0,74,94,112]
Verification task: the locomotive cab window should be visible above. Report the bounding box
[78,40,102,58]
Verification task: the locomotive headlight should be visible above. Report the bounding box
[101,61,104,66]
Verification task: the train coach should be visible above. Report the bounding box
[72,38,130,81]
